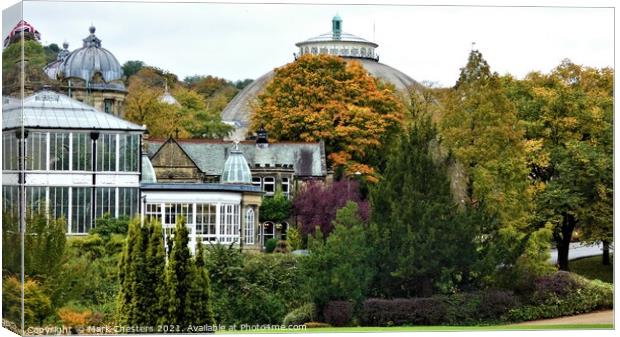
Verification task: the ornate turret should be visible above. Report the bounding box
[295,15,379,61]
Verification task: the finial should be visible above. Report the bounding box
[233,139,240,151]
[89,25,96,34]
[174,127,179,139]
[62,41,69,49]
[471,41,476,51]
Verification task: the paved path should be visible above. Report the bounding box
[513,310,614,325]
[548,242,612,264]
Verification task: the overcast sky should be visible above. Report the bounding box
[2,0,615,87]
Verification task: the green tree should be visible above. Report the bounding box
[302,202,374,311]
[122,60,145,79]
[2,39,51,95]
[162,217,198,329]
[187,241,215,327]
[505,61,613,270]
[369,119,481,297]
[259,190,292,223]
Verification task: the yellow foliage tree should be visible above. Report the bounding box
[252,54,405,181]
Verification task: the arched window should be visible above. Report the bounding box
[245,208,255,244]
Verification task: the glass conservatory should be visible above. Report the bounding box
[2,90,146,234]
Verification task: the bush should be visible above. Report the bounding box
[442,292,482,325]
[360,297,446,326]
[323,301,353,326]
[507,273,613,322]
[478,289,519,320]
[265,238,278,253]
[531,271,581,303]
[283,303,316,326]
[273,240,290,253]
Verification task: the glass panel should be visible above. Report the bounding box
[145,203,162,224]
[95,187,116,220]
[50,132,70,171]
[119,134,139,172]
[245,208,255,244]
[2,185,19,220]
[72,133,92,171]
[49,186,69,224]
[196,203,217,242]
[25,132,46,171]
[71,187,92,234]
[118,187,138,218]
[2,132,19,170]
[25,186,46,219]
[97,133,117,172]
[264,177,275,194]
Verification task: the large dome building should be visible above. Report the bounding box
[44,26,127,116]
[222,16,423,140]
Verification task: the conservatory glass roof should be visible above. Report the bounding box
[2,90,146,131]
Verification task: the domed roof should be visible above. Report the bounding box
[60,26,123,83]
[141,154,157,183]
[221,59,423,140]
[296,31,378,47]
[221,144,252,184]
[159,83,180,106]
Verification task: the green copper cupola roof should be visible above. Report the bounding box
[332,15,342,39]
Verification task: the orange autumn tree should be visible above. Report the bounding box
[251,54,405,181]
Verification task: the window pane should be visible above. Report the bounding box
[49,186,69,224]
[50,132,70,170]
[71,187,92,234]
[25,186,46,219]
[245,208,255,244]
[2,132,19,170]
[2,185,19,219]
[72,133,92,171]
[119,134,139,172]
[25,132,46,171]
[97,133,117,172]
[118,187,138,218]
[95,187,116,220]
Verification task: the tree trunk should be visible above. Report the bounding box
[555,213,576,271]
[602,240,610,265]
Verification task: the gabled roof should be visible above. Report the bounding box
[2,90,145,131]
[147,138,327,177]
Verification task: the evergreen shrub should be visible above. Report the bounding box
[265,238,278,253]
[360,297,446,326]
[322,301,353,326]
[282,303,316,326]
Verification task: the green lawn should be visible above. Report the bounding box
[216,324,613,334]
[570,254,613,283]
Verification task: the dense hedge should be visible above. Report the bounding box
[360,297,446,326]
[359,272,611,326]
[323,301,353,326]
[507,272,613,322]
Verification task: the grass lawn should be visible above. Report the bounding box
[216,324,613,334]
[570,254,613,283]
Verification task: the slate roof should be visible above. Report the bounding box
[2,90,146,131]
[147,138,327,178]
